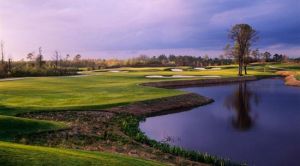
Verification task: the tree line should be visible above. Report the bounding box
[0,23,298,78]
[0,43,77,78]
[0,45,295,78]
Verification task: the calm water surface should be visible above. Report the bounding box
[140,78,300,166]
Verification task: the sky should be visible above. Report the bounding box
[0,0,299,60]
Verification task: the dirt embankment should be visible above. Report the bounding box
[105,93,213,116]
[276,71,300,86]
[141,76,257,88]
[19,111,207,166]
[106,76,257,116]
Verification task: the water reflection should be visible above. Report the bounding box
[140,79,300,165]
[224,81,260,131]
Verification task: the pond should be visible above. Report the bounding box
[139,78,300,166]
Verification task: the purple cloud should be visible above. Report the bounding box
[0,0,299,59]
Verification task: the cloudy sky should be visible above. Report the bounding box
[0,0,299,59]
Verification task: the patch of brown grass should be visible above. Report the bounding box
[276,71,300,86]
[276,71,296,76]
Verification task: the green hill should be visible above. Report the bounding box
[0,141,164,166]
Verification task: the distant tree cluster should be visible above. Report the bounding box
[122,54,233,67]
[0,33,298,78]
[224,44,289,64]
[49,54,234,70]
[0,44,77,78]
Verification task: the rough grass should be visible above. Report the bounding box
[0,141,164,166]
[0,65,274,115]
[0,115,67,141]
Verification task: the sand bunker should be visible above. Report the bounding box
[109,70,121,73]
[67,75,90,78]
[200,75,221,78]
[194,67,222,70]
[146,75,221,78]
[210,68,221,70]
[108,70,128,73]
[145,75,165,78]
[0,78,25,82]
[194,68,206,70]
[269,66,285,70]
[171,69,183,72]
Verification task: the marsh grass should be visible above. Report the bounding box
[115,114,246,166]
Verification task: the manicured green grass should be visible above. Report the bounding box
[0,75,184,115]
[0,65,274,115]
[0,115,67,141]
[268,63,300,71]
[0,141,164,166]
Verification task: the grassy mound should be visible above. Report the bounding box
[0,115,67,141]
[0,75,183,115]
[0,141,163,166]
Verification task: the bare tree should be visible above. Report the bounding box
[251,49,260,62]
[36,47,44,68]
[229,24,258,76]
[8,57,12,73]
[244,47,251,74]
[0,41,5,64]
[223,43,234,60]
[53,50,61,68]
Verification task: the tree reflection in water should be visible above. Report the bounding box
[224,81,260,131]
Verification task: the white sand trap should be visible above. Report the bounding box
[146,75,221,78]
[210,68,221,70]
[68,75,90,78]
[108,70,128,73]
[172,75,197,78]
[269,66,285,70]
[0,78,25,82]
[194,68,206,70]
[171,69,183,72]
[109,70,121,73]
[146,75,165,78]
[200,75,221,78]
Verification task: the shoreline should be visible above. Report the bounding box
[105,93,214,117]
[276,71,300,87]
[141,76,257,89]
[105,76,257,117]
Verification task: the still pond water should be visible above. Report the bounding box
[140,78,300,166]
